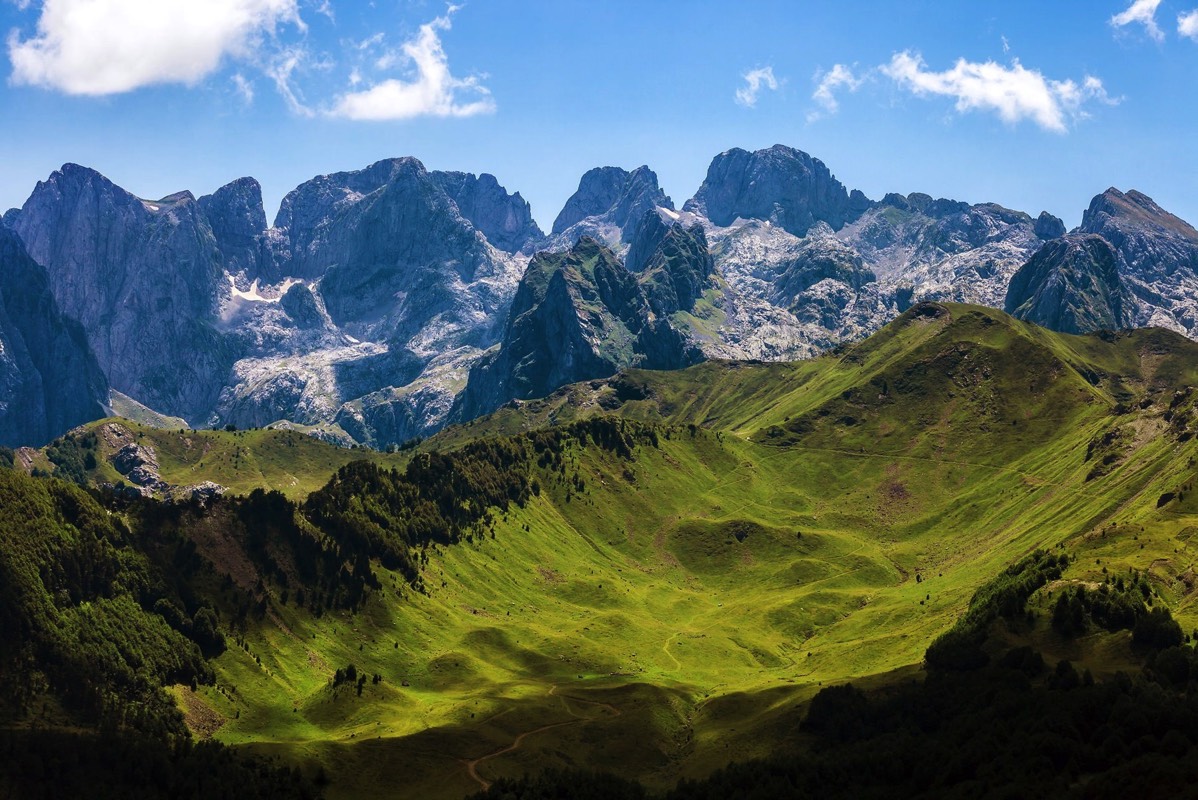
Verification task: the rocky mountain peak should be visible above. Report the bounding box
[198,177,268,277]
[1005,233,1141,335]
[1080,188,1198,242]
[549,165,673,246]
[683,144,871,236]
[1034,211,1066,240]
[430,170,543,254]
[274,156,427,232]
[11,162,228,421]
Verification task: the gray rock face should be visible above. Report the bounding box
[683,144,871,237]
[837,196,1049,310]
[112,442,161,486]
[454,236,698,421]
[11,157,529,444]
[0,225,108,447]
[213,158,529,441]
[13,145,1198,451]
[11,164,231,421]
[772,223,875,306]
[1035,211,1066,240]
[301,159,511,344]
[1005,234,1140,334]
[627,211,714,316]
[198,177,269,277]
[549,166,673,248]
[430,171,543,254]
[1076,188,1198,335]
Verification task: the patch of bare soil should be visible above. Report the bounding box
[175,686,226,739]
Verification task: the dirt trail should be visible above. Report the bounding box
[462,684,621,791]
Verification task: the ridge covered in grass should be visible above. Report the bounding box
[8,303,1198,798]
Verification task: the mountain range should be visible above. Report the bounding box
[3,143,1197,448]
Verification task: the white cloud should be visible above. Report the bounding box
[1001,36,1011,54]
[734,66,779,108]
[265,47,314,117]
[232,72,254,106]
[809,64,864,121]
[328,8,493,121]
[1110,0,1164,41]
[881,51,1115,133]
[1180,9,1198,39]
[8,0,303,95]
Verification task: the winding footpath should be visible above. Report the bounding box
[462,684,622,791]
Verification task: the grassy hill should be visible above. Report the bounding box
[187,305,1198,797]
[32,419,407,499]
[8,302,1198,798]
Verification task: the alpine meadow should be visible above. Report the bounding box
[4,2,1198,799]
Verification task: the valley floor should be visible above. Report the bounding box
[196,422,1198,799]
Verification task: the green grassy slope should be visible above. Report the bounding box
[38,419,405,499]
[175,305,1198,798]
[12,302,1198,799]
[437,303,1198,447]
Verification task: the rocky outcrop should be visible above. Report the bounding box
[626,211,714,317]
[455,237,699,421]
[431,171,543,254]
[1035,211,1066,240]
[212,157,530,441]
[838,195,1051,309]
[11,164,231,421]
[1005,234,1140,334]
[549,166,673,248]
[198,177,269,277]
[684,144,871,237]
[112,442,161,487]
[12,146,1198,449]
[772,223,875,306]
[0,225,108,446]
[1076,188,1198,335]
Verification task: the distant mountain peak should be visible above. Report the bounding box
[549,165,673,246]
[683,144,871,236]
[1005,233,1140,335]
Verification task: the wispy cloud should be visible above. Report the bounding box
[327,7,494,120]
[232,72,254,106]
[7,0,304,95]
[265,46,315,117]
[808,64,864,122]
[734,66,779,108]
[1111,0,1165,41]
[881,51,1115,133]
[1180,9,1198,39]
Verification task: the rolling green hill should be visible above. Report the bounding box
[31,419,406,499]
[7,302,1198,798]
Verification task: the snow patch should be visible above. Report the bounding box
[227,275,302,303]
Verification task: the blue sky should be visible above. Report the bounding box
[1,0,1196,230]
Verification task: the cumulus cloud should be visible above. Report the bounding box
[809,64,864,121]
[881,51,1115,133]
[1180,9,1198,39]
[1110,0,1165,41]
[8,0,303,95]
[328,8,494,121]
[734,67,779,108]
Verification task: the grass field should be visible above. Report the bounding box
[133,304,1198,797]
[56,419,407,499]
